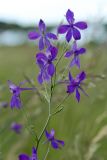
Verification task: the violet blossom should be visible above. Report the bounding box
[8,80,34,109]
[19,147,37,160]
[58,9,87,42]
[67,71,87,102]
[11,122,22,134]
[28,19,57,50]
[36,46,58,84]
[65,41,86,68]
[45,129,64,149]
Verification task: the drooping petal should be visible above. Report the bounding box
[47,63,55,76]
[39,37,44,50]
[37,72,43,84]
[65,50,73,58]
[46,33,57,40]
[73,28,81,40]
[10,95,21,109]
[58,25,69,34]
[28,31,40,40]
[69,72,73,82]
[76,89,80,102]
[66,9,74,24]
[51,140,59,149]
[39,19,46,33]
[67,85,75,94]
[66,29,72,42]
[75,56,80,68]
[18,154,29,160]
[70,57,76,67]
[74,21,88,30]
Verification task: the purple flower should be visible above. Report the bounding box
[67,71,87,102]
[11,122,22,134]
[36,46,58,84]
[28,19,57,50]
[19,147,37,160]
[45,129,64,149]
[65,41,86,68]
[58,9,87,42]
[8,80,34,109]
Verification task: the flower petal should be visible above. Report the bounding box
[66,9,74,24]
[75,48,86,55]
[10,95,21,109]
[73,28,81,40]
[77,71,86,82]
[36,53,47,61]
[75,56,80,68]
[51,140,59,149]
[67,85,75,94]
[39,37,44,50]
[76,89,80,102]
[69,72,73,82]
[18,154,29,160]
[65,50,73,58]
[28,31,40,40]
[49,45,58,60]
[45,37,51,48]
[32,147,38,160]
[47,63,55,76]
[50,129,55,137]
[70,57,76,67]
[39,19,46,32]
[58,25,69,34]
[37,72,43,84]
[74,21,88,30]
[66,29,72,42]
[45,130,51,140]
[56,139,65,146]
[46,33,57,40]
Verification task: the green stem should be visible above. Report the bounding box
[36,81,52,151]
[55,94,69,110]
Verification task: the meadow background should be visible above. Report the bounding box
[0,0,107,160]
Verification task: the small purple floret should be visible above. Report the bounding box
[67,71,87,102]
[58,9,87,42]
[28,19,57,50]
[8,80,34,109]
[11,122,22,134]
[19,147,37,160]
[36,46,58,84]
[65,41,86,68]
[45,129,64,149]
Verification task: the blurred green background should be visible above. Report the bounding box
[0,0,107,160]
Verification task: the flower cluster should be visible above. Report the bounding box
[7,9,88,160]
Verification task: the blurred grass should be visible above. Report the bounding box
[0,43,107,160]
